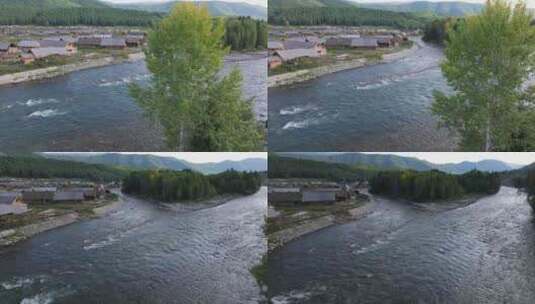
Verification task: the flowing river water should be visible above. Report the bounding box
[0,53,266,152]
[266,187,535,303]
[0,187,267,304]
[268,39,457,152]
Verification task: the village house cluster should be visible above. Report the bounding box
[0,31,146,65]
[0,179,109,217]
[268,180,367,204]
[268,26,409,70]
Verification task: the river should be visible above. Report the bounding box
[0,54,266,152]
[266,187,535,303]
[0,187,267,304]
[268,39,457,152]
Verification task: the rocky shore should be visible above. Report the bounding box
[0,197,121,247]
[268,42,420,88]
[0,52,145,86]
[0,212,79,247]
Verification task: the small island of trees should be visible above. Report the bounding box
[121,169,262,202]
[370,169,500,202]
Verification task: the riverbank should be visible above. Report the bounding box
[268,41,420,88]
[0,52,145,87]
[267,196,373,252]
[0,195,120,247]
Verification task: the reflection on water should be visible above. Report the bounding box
[0,54,266,152]
[0,188,267,304]
[266,187,535,303]
[268,39,457,152]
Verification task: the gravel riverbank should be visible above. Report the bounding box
[268,200,374,252]
[268,41,420,88]
[0,52,145,87]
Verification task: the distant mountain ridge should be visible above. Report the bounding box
[277,152,523,174]
[41,153,267,174]
[110,0,267,19]
[353,1,484,16]
[269,0,356,9]
[0,0,110,9]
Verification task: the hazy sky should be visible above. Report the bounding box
[364,152,535,165]
[104,0,267,7]
[351,0,535,8]
[51,152,267,164]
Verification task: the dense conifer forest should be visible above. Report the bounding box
[0,6,161,26]
[268,155,374,181]
[121,169,262,202]
[0,156,125,181]
[268,6,431,29]
[370,169,500,202]
[224,17,267,50]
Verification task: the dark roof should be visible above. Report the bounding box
[30,47,69,59]
[100,38,126,48]
[0,195,17,205]
[77,37,102,46]
[0,42,10,51]
[43,36,76,43]
[350,37,378,48]
[283,40,317,50]
[268,41,284,50]
[38,39,68,48]
[22,191,54,201]
[53,191,85,202]
[275,49,320,62]
[18,40,40,48]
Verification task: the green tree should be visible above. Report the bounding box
[432,0,535,151]
[129,3,261,151]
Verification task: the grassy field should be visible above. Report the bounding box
[0,193,118,231]
[268,40,413,76]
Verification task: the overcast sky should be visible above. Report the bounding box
[104,0,267,7]
[350,0,535,7]
[364,153,535,165]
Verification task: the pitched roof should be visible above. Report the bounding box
[0,42,10,51]
[283,40,317,50]
[0,195,17,205]
[268,41,284,50]
[53,191,85,201]
[30,47,69,59]
[43,36,76,43]
[77,37,102,46]
[38,39,68,48]
[100,38,126,48]
[275,48,320,62]
[349,37,379,48]
[18,40,40,48]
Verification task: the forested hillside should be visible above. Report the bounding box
[269,4,431,29]
[122,169,262,202]
[357,1,484,17]
[0,156,125,182]
[370,169,501,202]
[268,155,374,181]
[269,0,355,9]
[113,1,267,19]
[0,0,162,26]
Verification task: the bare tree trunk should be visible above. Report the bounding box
[485,116,492,152]
[178,124,185,152]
